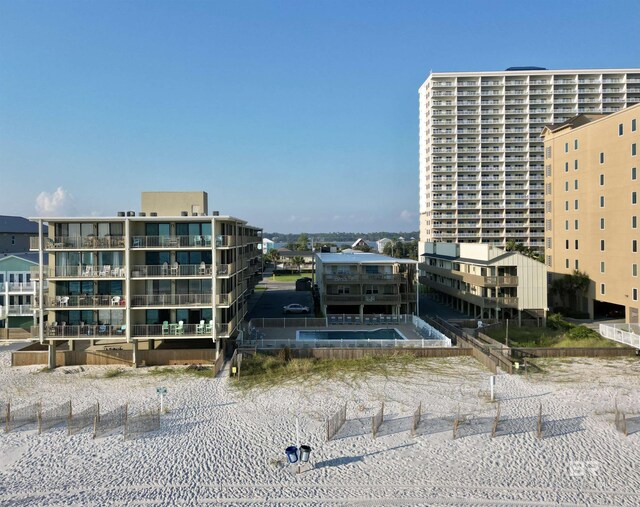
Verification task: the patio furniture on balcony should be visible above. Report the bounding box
[82,266,94,277]
[162,262,169,276]
[115,325,126,335]
[162,321,169,336]
[205,320,213,334]
[111,296,121,306]
[99,265,111,277]
[199,262,207,275]
[97,325,108,335]
[196,320,205,335]
[175,321,184,335]
[170,262,179,276]
[57,296,69,307]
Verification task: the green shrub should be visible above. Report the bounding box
[547,313,574,331]
[567,325,601,340]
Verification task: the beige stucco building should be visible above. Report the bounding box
[542,104,640,322]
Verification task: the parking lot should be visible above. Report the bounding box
[247,288,314,319]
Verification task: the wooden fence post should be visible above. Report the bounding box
[491,402,501,438]
[537,403,542,439]
[5,400,10,433]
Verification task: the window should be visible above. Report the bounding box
[633,216,637,229]
[600,283,605,295]
[546,164,552,177]
[546,201,552,212]
[633,240,638,253]
[633,143,637,157]
[564,143,568,153]
[600,196,605,208]
[565,220,569,230]
[600,218,605,230]
[546,146,552,158]
[11,235,15,245]
[565,259,570,269]
[600,174,605,186]
[633,288,638,302]
[600,239,605,251]
[575,199,579,210]
[546,183,552,194]
[600,261,605,273]
[546,237,552,249]
[574,159,579,170]
[633,192,637,205]
[574,179,579,190]
[574,139,579,150]
[633,167,637,180]
[565,162,569,172]
[546,219,552,231]
[600,152,605,164]
[546,255,552,267]
[575,239,579,249]
[633,264,638,277]
[633,119,637,132]
[565,200,569,211]
[575,219,579,230]
[565,239,569,249]
[565,181,569,192]
[619,123,624,136]
[575,259,579,269]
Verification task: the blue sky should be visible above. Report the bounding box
[1,0,638,233]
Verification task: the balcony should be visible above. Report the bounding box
[31,236,126,250]
[7,304,33,316]
[131,235,213,248]
[3,282,36,293]
[44,294,125,308]
[131,264,212,278]
[130,293,213,307]
[325,293,401,304]
[32,265,126,280]
[324,273,403,283]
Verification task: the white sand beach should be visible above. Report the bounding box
[1,343,639,506]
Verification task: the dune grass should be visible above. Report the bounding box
[146,365,216,378]
[482,325,618,348]
[234,351,452,391]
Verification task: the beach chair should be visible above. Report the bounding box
[110,296,121,306]
[196,320,205,335]
[176,320,185,335]
[162,321,169,336]
[115,325,126,335]
[205,320,213,334]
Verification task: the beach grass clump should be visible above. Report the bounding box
[103,368,126,378]
[147,365,216,378]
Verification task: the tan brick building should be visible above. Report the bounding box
[542,104,640,322]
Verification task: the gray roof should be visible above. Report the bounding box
[316,252,416,265]
[0,216,46,234]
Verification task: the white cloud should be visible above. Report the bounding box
[399,209,416,222]
[35,187,76,216]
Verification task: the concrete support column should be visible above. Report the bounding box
[215,337,220,360]
[132,340,138,368]
[47,340,56,369]
[359,305,364,321]
[149,339,155,350]
[68,339,75,351]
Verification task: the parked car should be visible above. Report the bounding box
[283,303,310,314]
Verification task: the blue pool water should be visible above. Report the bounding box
[297,328,406,341]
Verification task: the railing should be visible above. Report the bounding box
[598,324,640,349]
[325,294,401,303]
[242,338,451,349]
[3,282,36,292]
[0,305,6,320]
[130,294,212,307]
[31,266,126,279]
[36,324,127,339]
[37,236,126,249]
[324,273,402,283]
[130,235,213,248]
[131,264,212,277]
[7,304,33,316]
[44,295,125,308]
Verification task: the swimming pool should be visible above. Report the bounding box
[296,328,407,341]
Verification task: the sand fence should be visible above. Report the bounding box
[2,399,160,439]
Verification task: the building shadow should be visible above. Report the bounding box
[542,416,586,438]
[494,415,538,437]
[412,415,455,437]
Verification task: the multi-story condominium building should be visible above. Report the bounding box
[0,215,46,254]
[542,104,640,323]
[29,192,262,363]
[315,252,417,316]
[0,253,43,329]
[419,242,547,321]
[419,67,640,254]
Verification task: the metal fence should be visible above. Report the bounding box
[325,403,347,442]
[39,401,71,434]
[244,338,451,350]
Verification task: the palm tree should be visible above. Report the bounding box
[291,256,304,273]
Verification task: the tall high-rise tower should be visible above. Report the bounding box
[419,68,640,253]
